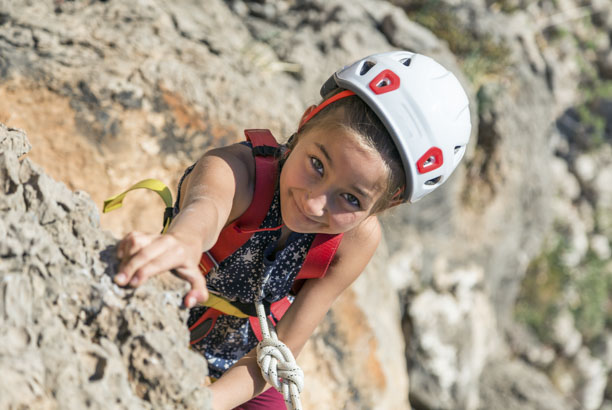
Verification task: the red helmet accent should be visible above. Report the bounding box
[417,147,443,174]
[369,70,400,95]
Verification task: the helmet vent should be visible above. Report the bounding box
[425,176,441,186]
[360,60,376,76]
[453,145,467,166]
[400,58,412,67]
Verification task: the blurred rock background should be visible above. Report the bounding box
[1,0,611,409]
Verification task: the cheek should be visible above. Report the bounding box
[278,167,298,213]
[330,212,361,229]
[281,158,310,190]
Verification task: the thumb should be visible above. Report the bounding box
[175,268,208,308]
[184,287,209,308]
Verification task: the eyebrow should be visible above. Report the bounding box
[351,185,370,200]
[316,143,332,165]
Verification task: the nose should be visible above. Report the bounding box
[302,191,326,217]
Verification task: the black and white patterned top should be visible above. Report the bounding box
[174,152,315,379]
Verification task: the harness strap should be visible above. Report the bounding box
[189,307,223,345]
[270,296,292,318]
[249,316,264,342]
[247,297,292,342]
[296,233,343,280]
[199,129,280,274]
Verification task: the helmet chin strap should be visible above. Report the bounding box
[389,186,406,207]
[297,90,355,131]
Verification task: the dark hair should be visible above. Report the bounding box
[287,91,406,213]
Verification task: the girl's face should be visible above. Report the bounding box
[279,125,388,234]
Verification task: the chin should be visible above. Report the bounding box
[280,205,321,234]
[282,214,318,234]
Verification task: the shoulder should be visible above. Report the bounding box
[205,142,255,182]
[178,142,256,224]
[336,215,381,261]
[205,142,256,223]
[319,216,380,289]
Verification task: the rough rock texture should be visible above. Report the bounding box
[300,240,410,409]
[478,360,579,410]
[2,0,612,409]
[0,124,210,409]
[0,123,31,157]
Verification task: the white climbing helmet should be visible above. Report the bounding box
[321,51,471,203]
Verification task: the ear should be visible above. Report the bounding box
[298,105,318,129]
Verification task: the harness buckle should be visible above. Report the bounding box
[252,145,279,157]
[199,251,220,275]
[205,251,219,270]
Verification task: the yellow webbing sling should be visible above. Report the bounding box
[202,294,250,318]
[102,179,174,233]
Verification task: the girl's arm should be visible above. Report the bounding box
[209,216,382,409]
[114,143,255,307]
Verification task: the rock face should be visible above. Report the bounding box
[2,0,612,409]
[0,123,210,409]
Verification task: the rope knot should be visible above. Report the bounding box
[257,338,304,391]
[255,301,304,410]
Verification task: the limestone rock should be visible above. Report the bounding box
[552,309,583,357]
[479,360,578,410]
[407,267,499,410]
[0,123,210,409]
[0,123,30,157]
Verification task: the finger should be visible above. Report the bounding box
[184,286,209,308]
[118,231,144,259]
[118,232,153,265]
[117,235,132,260]
[123,235,198,287]
[116,233,145,277]
[115,235,169,286]
[172,268,208,308]
[128,254,207,308]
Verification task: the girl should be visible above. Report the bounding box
[113,51,471,409]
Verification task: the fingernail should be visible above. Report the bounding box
[130,277,139,286]
[186,296,195,308]
[115,273,126,284]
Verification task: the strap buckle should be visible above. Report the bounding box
[200,251,220,275]
[162,206,174,233]
[205,251,219,270]
[252,145,279,157]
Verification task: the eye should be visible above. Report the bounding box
[342,193,361,209]
[310,156,324,176]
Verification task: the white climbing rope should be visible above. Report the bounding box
[254,301,304,410]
